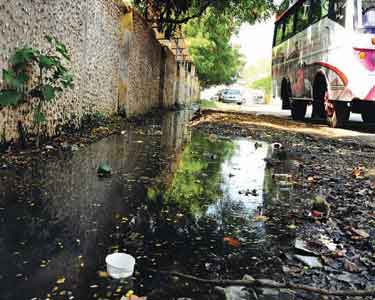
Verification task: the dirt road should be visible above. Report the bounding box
[198,104,375,148]
[192,109,375,299]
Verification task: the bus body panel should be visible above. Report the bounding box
[272,0,375,107]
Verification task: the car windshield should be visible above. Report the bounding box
[226,90,240,95]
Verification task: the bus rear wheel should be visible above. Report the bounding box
[362,111,375,123]
[326,101,349,128]
[291,101,307,121]
[312,73,328,119]
[281,79,291,109]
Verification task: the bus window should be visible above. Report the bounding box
[332,0,346,26]
[274,22,284,46]
[321,0,330,16]
[311,0,330,23]
[284,13,295,39]
[364,8,375,26]
[362,1,375,27]
[295,1,311,32]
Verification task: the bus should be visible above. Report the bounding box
[272,0,375,127]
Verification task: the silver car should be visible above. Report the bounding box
[220,89,243,104]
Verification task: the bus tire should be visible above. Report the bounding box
[312,73,327,119]
[281,79,291,109]
[362,110,375,123]
[291,101,307,121]
[326,102,349,128]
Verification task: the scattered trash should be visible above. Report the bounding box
[92,126,110,136]
[344,259,360,273]
[294,239,318,256]
[223,237,240,248]
[71,144,79,152]
[106,253,135,279]
[352,166,365,179]
[273,173,292,181]
[215,286,249,300]
[312,195,330,217]
[294,255,323,269]
[214,275,253,300]
[97,162,112,177]
[350,227,369,239]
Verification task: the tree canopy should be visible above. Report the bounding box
[132,0,277,87]
[184,12,245,87]
[133,0,276,38]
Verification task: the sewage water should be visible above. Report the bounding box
[0,111,291,300]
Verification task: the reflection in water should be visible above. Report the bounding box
[207,139,271,243]
[0,111,287,300]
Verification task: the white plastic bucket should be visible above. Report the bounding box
[106,253,136,279]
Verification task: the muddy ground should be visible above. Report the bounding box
[192,110,375,300]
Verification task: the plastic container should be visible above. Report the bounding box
[106,253,136,279]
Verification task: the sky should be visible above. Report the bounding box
[231,0,284,67]
[232,20,275,67]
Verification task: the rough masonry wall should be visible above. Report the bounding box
[162,47,177,108]
[0,0,121,141]
[175,64,183,106]
[0,2,199,142]
[125,11,162,116]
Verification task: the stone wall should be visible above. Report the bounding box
[162,47,178,108]
[0,0,122,141]
[0,2,199,142]
[175,61,200,106]
[123,11,162,116]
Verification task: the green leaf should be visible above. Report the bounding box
[34,110,47,124]
[39,55,55,69]
[41,85,56,101]
[56,42,70,61]
[3,69,16,85]
[2,70,27,90]
[61,73,74,88]
[17,72,29,85]
[10,48,37,66]
[53,64,68,79]
[0,90,23,107]
[45,35,54,44]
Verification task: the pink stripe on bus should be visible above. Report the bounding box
[313,62,349,86]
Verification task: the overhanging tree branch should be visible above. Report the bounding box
[163,0,212,24]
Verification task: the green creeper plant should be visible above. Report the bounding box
[0,35,74,147]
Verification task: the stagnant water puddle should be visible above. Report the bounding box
[0,111,295,300]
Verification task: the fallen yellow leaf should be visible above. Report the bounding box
[255,215,269,222]
[56,277,65,284]
[97,271,109,278]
